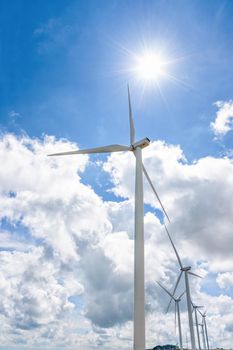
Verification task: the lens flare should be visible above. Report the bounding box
[134,52,168,82]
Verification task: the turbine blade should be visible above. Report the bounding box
[178,290,186,299]
[164,223,183,269]
[142,164,171,223]
[166,271,183,313]
[188,271,203,279]
[48,144,130,156]
[157,281,175,300]
[127,85,135,145]
[197,308,204,317]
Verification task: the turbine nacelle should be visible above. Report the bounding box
[193,305,204,309]
[132,137,150,150]
[181,266,191,271]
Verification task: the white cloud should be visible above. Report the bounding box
[210,100,233,137]
[0,133,233,348]
[217,272,233,290]
[102,139,233,347]
[0,133,113,347]
[103,140,233,271]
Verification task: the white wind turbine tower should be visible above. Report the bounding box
[192,302,204,350]
[197,309,210,350]
[164,224,202,350]
[157,281,185,350]
[48,86,170,350]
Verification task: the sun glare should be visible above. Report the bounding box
[119,44,187,93]
[134,52,168,82]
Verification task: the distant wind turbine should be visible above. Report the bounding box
[164,224,202,350]
[198,321,207,350]
[157,281,185,350]
[48,86,169,350]
[192,302,204,350]
[197,309,210,350]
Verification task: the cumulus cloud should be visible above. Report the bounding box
[103,140,233,270]
[0,133,233,348]
[1,247,82,330]
[102,139,233,348]
[210,100,233,138]
[217,272,233,290]
[0,133,113,347]
[82,246,133,328]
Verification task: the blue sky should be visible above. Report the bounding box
[1,0,233,157]
[0,1,233,349]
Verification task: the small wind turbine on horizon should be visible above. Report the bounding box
[157,281,185,350]
[48,86,170,350]
[197,309,210,350]
[192,302,204,350]
[198,321,207,350]
[163,224,202,350]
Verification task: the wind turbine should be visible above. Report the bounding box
[164,224,202,350]
[197,309,210,350]
[48,86,170,350]
[157,281,185,350]
[192,302,204,350]
[198,321,207,350]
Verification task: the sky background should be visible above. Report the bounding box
[0,0,233,349]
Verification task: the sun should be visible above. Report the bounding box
[118,44,185,91]
[134,51,168,82]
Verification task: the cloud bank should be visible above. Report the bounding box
[0,133,232,349]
